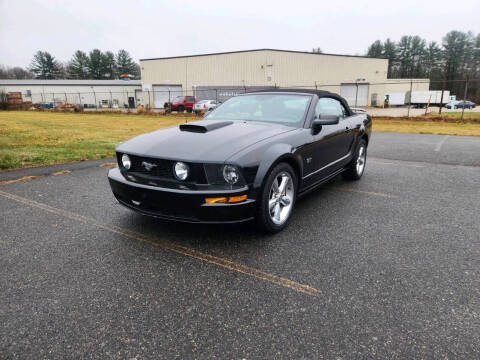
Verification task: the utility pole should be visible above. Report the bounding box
[439,57,448,114]
[354,82,358,108]
[461,78,468,121]
[407,79,413,117]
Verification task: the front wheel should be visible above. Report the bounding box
[256,163,297,233]
[342,140,367,180]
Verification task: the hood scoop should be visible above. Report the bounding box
[179,121,233,133]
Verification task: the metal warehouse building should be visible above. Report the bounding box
[0,79,143,108]
[140,49,428,108]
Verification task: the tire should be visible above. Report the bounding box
[342,139,367,180]
[256,163,297,233]
[177,105,184,113]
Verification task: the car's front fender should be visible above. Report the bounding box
[252,143,303,189]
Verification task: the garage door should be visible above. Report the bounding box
[153,85,182,108]
[340,84,369,107]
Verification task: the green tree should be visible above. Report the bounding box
[383,39,397,78]
[28,51,63,79]
[442,31,476,96]
[396,36,414,77]
[88,49,105,79]
[365,31,480,102]
[116,49,139,77]
[410,36,427,77]
[366,40,383,58]
[102,51,117,79]
[67,50,90,79]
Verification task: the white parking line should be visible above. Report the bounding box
[434,135,450,152]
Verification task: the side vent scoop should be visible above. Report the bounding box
[179,121,233,133]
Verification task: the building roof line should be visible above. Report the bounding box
[140,48,385,62]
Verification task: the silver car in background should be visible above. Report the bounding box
[193,100,217,114]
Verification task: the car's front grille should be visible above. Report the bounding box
[118,154,207,185]
[129,155,175,178]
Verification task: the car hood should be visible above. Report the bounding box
[116,119,295,163]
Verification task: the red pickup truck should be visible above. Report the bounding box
[164,95,196,113]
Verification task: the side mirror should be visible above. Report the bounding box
[311,115,339,135]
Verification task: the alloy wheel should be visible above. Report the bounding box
[356,145,366,176]
[268,171,294,225]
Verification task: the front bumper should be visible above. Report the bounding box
[108,167,256,223]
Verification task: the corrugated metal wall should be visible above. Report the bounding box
[140,50,390,106]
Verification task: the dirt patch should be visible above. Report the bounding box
[99,162,117,167]
[0,175,42,186]
[51,170,72,176]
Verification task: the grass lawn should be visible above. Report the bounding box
[373,114,480,136]
[0,111,197,170]
[0,110,479,171]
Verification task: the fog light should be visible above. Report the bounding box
[121,154,131,170]
[174,161,189,181]
[223,165,239,184]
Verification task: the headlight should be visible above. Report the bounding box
[121,154,131,170]
[223,165,239,184]
[174,161,189,181]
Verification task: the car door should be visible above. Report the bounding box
[306,97,353,182]
[185,96,195,110]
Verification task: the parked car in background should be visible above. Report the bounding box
[164,96,196,113]
[108,89,372,233]
[36,102,54,109]
[193,100,217,114]
[445,100,476,109]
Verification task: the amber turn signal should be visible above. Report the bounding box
[227,195,247,203]
[205,197,227,204]
[205,194,247,204]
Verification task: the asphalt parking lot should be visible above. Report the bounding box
[1,132,479,359]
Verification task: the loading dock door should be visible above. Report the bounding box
[340,84,369,107]
[152,85,182,108]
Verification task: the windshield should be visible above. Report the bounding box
[173,96,183,101]
[197,100,208,104]
[205,94,311,125]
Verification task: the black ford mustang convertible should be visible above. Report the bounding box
[108,89,371,233]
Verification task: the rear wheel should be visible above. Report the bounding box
[256,163,297,233]
[342,140,367,180]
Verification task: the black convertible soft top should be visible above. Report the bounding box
[247,88,352,116]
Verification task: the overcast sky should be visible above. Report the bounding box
[1,0,479,68]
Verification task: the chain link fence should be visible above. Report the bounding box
[3,78,479,119]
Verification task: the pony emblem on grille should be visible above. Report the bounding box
[141,161,157,171]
